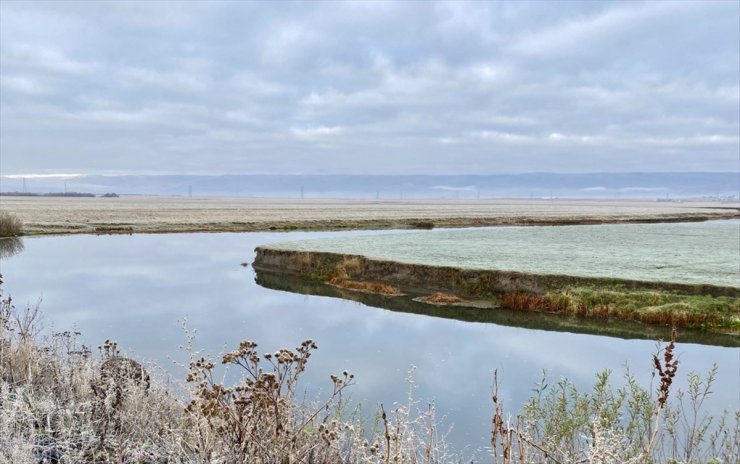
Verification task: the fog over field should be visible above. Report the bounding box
[2,172,738,199]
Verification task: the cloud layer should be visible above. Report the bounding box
[1,1,738,175]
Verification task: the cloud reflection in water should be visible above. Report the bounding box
[0,231,737,457]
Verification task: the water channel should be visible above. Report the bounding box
[1,228,737,458]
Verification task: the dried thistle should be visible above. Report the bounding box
[653,329,679,409]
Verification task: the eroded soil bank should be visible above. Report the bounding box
[252,248,740,335]
[254,269,740,347]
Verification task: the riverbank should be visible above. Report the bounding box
[1,196,738,235]
[255,269,740,346]
[253,248,740,335]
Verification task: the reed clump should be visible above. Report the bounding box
[499,287,739,333]
[328,276,404,296]
[327,256,365,281]
[326,257,404,295]
[416,292,467,305]
[0,211,23,237]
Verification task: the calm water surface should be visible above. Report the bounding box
[1,230,738,458]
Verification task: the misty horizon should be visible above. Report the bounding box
[2,172,737,199]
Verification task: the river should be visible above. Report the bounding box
[1,229,737,459]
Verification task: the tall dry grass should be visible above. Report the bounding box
[0,211,23,237]
[1,275,737,463]
[0,276,450,463]
[499,289,739,333]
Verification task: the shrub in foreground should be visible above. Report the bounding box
[489,331,739,463]
[0,276,738,463]
[0,277,447,463]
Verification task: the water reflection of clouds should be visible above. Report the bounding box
[1,232,738,459]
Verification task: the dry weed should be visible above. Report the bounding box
[415,293,467,305]
[0,212,23,237]
[327,277,404,296]
[1,275,737,463]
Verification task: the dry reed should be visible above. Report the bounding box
[0,212,23,237]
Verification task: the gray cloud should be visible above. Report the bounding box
[1,0,738,175]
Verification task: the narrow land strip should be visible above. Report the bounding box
[1,196,738,235]
[252,249,740,335]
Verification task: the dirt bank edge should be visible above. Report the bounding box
[252,247,740,334]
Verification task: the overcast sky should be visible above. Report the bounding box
[1,1,738,176]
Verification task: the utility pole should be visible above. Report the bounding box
[22,177,27,193]
[64,181,68,194]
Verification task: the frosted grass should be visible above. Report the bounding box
[267,220,740,288]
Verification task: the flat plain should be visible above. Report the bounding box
[1,196,738,235]
[266,220,740,287]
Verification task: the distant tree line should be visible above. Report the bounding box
[0,191,118,198]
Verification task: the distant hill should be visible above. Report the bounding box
[2,173,738,200]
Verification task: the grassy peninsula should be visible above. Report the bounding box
[253,246,739,336]
[1,196,737,236]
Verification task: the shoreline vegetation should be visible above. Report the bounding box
[1,278,738,463]
[0,196,738,236]
[252,249,740,336]
[254,270,740,347]
[3,201,738,338]
[0,212,23,238]
[10,211,740,237]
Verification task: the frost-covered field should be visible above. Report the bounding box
[1,196,737,234]
[268,220,740,288]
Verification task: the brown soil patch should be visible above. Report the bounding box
[327,277,403,296]
[415,292,468,305]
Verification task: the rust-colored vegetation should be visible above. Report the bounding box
[258,247,739,334]
[325,257,402,296]
[327,276,404,296]
[499,293,572,314]
[416,292,467,304]
[499,289,737,332]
